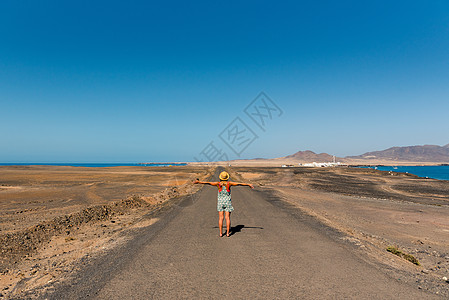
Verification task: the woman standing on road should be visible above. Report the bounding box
[194,171,254,237]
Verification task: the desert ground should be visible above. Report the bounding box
[231,166,449,296]
[1,165,448,298]
[0,165,213,298]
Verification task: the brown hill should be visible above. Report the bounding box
[220,150,341,166]
[347,144,449,162]
[282,150,339,162]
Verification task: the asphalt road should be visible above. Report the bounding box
[42,169,438,299]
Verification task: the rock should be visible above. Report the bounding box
[443,276,448,281]
[421,269,430,274]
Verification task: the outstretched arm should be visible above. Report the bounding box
[229,182,254,189]
[193,180,219,187]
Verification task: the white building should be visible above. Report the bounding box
[300,161,346,167]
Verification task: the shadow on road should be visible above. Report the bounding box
[213,224,264,236]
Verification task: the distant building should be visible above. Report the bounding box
[300,161,347,167]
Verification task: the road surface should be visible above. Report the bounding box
[42,169,437,299]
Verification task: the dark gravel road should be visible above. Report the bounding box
[40,169,439,299]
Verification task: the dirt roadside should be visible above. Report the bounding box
[0,166,213,299]
[230,166,449,297]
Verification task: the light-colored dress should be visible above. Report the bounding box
[217,182,234,212]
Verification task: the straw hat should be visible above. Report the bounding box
[219,171,229,181]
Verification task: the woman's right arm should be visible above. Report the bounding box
[229,182,254,189]
[193,180,219,186]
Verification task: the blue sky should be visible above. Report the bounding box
[1,1,448,162]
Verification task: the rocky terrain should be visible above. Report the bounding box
[0,165,213,299]
[230,166,449,297]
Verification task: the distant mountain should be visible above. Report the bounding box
[282,150,337,162]
[347,144,449,162]
[219,144,449,166]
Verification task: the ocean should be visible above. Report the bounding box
[359,165,449,181]
[0,163,187,167]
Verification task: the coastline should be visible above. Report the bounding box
[355,165,449,181]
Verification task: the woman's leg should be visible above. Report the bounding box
[218,211,224,236]
[225,211,231,236]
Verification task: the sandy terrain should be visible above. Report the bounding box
[0,165,204,234]
[230,166,449,296]
[2,164,449,298]
[0,165,212,298]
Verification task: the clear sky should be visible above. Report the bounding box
[1,1,449,162]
